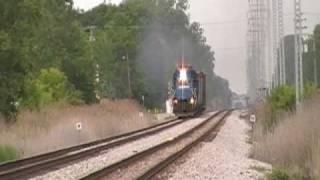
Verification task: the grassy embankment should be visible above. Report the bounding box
[0,99,156,162]
[252,86,320,180]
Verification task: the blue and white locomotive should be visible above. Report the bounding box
[170,63,206,117]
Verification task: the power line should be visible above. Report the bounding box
[96,19,247,30]
[200,19,246,26]
[214,46,246,51]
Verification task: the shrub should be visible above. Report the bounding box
[22,68,81,109]
[267,169,290,180]
[0,145,20,163]
[269,85,295,112]
[256,84,318,133]
[303,82,317,99]
[259,85,295,131]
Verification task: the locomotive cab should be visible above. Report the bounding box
[170,64,206,117]
[173,87,195,104]
[172,87,197,116]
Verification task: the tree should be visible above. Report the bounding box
[79,0,232,108]
[0,0,97,119]
[0,0,233,120]
[22,68,79,109]
[314,24,320,87]
[0,0,43,119]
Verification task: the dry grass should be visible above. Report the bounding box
[252,94,320,179]
[0,99,157,158]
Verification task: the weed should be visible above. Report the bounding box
[267,168,290,180]
[0,145,20,163]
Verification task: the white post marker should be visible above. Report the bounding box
[166,99,173,114]
[142,95,145,107]
[76,122,82,143]
[250,114,256,129]
[139,112,144,119]
[250,114,256,123]
[76,122,82,131]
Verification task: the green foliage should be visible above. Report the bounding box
[269,85,295,112]
[263,83,316,131]
[79,0,232,107]
[0,0,95,119]
[314,25,320,88]
[0,0,232,119]
[267,169,290,180]
[303,82,317,99]
[0,145,20,163]
[261,85,295,130]
[22,68,80,109]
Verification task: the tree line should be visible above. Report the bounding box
[0,0,232,121]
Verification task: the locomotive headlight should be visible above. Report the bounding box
[179,69,188,82]
[190,97,195,104]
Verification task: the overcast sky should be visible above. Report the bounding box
[73,0,320,94]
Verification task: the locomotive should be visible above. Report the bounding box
[170,63,206,117]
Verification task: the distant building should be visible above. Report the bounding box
[231,93,249,109]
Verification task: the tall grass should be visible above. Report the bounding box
[252,94,320,179]
[0,99,156,157]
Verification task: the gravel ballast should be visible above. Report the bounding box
[31,112,216,180]
[158,111,271,180]
[103,112,225,180]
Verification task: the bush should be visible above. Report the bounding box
[22,68,81,109]
[269,85,295,112]
[259,85,295,130]
[258,84,318,132]
[0,145,20,163]
[267,169,290,180]
[303,82,317,99]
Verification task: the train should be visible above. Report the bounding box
[169,63,206,117]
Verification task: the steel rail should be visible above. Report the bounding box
[80,110,227,180]
[0,116,191,180]
[137,110,231,180]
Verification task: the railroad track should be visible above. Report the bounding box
[0,115,194,180]
[80,110,231,180]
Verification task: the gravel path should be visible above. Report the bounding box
[158,111,271,180]
[31,112,216,180]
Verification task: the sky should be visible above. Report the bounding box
[189,0,248,94]
[73,0,320,94]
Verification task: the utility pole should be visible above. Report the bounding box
[86,26,101,101]
[294,0,305,109]
[272,0,279,87]
[123,50,132,98]
[313,39,318,87]
[278,0,286,85]
[266,0,273,93]
[88,26,96,42]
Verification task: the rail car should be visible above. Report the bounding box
[170,64,206,117]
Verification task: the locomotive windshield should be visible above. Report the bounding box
[174,88,193,100]
[173,68,198,87]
